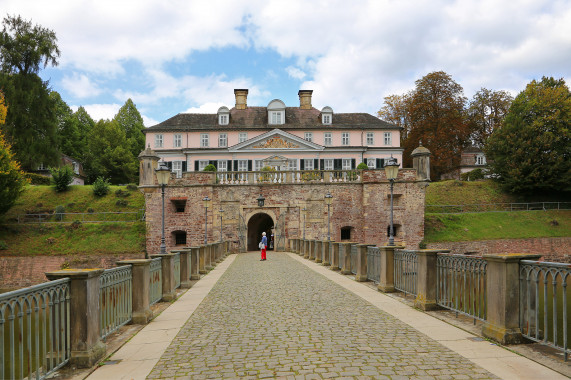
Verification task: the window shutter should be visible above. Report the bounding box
[182,161,187,172]
[248,160,252,171]
[320,159,324,170]
[194,161,199,171]
[314,159,319,170]
[351,159,356,169]
[300,160,305,170]
[233,160,238,171]
[209,160,216,168]
[227,160,232,171]
[334,159,342,170]
[167,161,173,170]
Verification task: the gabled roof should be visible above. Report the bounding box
[144,106,399,133]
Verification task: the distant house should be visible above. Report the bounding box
[34,154,86,185]
[441,146,487,180]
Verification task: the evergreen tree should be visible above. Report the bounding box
[51,91,81,159]
[114,99,145,158]
[74,106,95,161]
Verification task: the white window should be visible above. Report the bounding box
[342,133,350,146]
[219,114,228,125]
[218,133,227,147]
[239,132,248,143]
[304,132,313,142]
[174,134,182,148]
[38,163,46,170]
[155,134,163,148]
[172,161,182,178]
[476,155,486,165]
[287,159,298,171]
[200,133,209,147]
[217,160,227,171]
[304,159,314,170]
[384,132,392,145]
[199,160,209,171]
[367,158,376,169]
[324,133,332,146]
[254,160,264,171]
[73,162,80,174]
[366,132,374,145]
[324,159,334,170]
[342,159,352,170]
[322,114,331,124]
[237,160,248,171]
[270,111,283,125]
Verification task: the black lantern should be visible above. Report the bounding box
[257,194,265,207]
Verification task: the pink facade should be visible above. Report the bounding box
[144,89,403,175]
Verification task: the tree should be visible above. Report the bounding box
[0,15,60,170]
[378,93,412,143]
[73,106,95,160]
[85,119,137,184]
[0,92,28,214]
[467,88,513,147]
[0,15,60,75]
[51,91,82,159]
[49,165,74,192]
[114,99,145,159]
[485,77,571,194]
[400,71,470,180]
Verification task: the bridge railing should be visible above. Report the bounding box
[394,250,418,296]
[99,266,132,340]
[426,201,571,214]
[149,257,163,306]
[0,278,71,380]
[367,246,381,283]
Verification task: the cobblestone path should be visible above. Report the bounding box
[147,253,498,379]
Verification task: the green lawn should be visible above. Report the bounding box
[425,180,516,206]
[424,210,571,242]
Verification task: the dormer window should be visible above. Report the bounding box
[321,106,333,125]
[217,106,230,125]
[476,154,486,165]
[267,99,286,125]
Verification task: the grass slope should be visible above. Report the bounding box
[0,185,146,256]
[425,180,516,205]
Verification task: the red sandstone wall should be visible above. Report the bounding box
[144,170,427,255]
[0,254,143,290]
[426,237,571,263]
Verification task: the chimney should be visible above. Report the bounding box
[234,89,248,110]
[298,90,313,109]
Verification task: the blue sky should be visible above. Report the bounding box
[3,0,571,127]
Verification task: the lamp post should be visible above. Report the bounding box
[203,196,211,245]
[257,194,265,207]
[301,207,307,239]
[384,157,399,246]
[324,192,333,241]
[219,208,224,242]
[155,162,171,254]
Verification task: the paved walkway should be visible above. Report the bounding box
[87,252,567,379]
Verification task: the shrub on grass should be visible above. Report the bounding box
[0,240,7,250]
[92,177,111,196]
[115,189,130,197]
[50,165,74,192]
[116,199,128,207]
[54,205,65,221]
[126,184,137,191]
[26,172,51,185]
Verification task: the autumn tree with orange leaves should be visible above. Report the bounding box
[0,90,28,214]
[379,71,471,180]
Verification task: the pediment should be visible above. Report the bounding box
[229,129,323,151]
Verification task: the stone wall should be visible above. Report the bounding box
[0,254,143,291]
[143,169,428,255]
[426,237,571,263]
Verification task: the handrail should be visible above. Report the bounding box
[426,202,571,214]
[16,210,145,224]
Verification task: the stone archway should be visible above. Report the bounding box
[247,213,274,251]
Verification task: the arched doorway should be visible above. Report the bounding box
[247,213,274,251]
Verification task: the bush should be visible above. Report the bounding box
[357,162,369,170]
[460,168,485,181]
[419,240,427,249]
[116,199,128,207]
[92,177,111,197]
[87,207,94,213]
[0,240,7,250]
[50,165,74,192]
[115,189,130,197]
[126,183,138,191]
[203,164,217,172]
[26,172,51,185]
[54,205,65,221]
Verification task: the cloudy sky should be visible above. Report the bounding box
[2,0,570,126]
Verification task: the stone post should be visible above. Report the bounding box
[178,250,192,288]
[304,240,310,259]
[45,269,106,368]
[330,242,340,271]
[150,253,176,301]
[414,250,442,310]
[340,242,352,275]
[198,246,207,274]
[322,241,331,266]
[378,245,404,292]
[204,244,213,270]
[482,253,542,345]
[116,260,153,324]
[308,240,316,260]
[355,244,369,282]
[315,240,323,263]
[189,247,201,280]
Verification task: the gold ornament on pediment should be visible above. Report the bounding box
[253,136,299,149]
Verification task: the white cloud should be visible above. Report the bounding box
[285,66,306,80]
[185,102,227,114]
[70,103,122,122]
[61,73,102,98]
